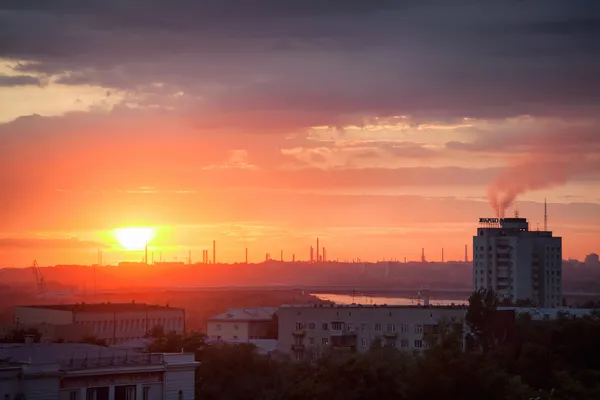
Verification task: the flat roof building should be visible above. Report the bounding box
[0,343,198,400]
[206,307,277,342]
[277,304,466,361]
[474,217,562,307]
[14,303,185,345]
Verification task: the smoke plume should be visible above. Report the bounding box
[487,156,586,218]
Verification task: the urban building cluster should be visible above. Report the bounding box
[0,216,581,397]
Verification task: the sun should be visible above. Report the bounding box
[114,227,154,251]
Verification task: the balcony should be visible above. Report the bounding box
[292,330,306,336]
[383,331,397,338]
[60,353,163,371]
[291,344,305,351]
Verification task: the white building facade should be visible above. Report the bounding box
[206,307,277,342]
[473,217,562,307]
[14,303,185,345]
[277,304,466,361]
[0,343,198,400]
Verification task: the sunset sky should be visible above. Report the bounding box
[1,1,599,266]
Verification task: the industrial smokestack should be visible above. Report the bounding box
[465,244,468,263]
[145,242,148,265]
[245,248,248,264]
[442,248,444,263]
[280,250,283,262]
[421,248,425,263]
[213,240,216,264]
[544,198,548,231]
[310,246,314,263]
[323,247,326,262]
[316,238,319,262]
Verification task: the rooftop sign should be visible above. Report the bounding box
[479,218,500,224]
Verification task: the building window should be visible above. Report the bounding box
[87,387,109,400]
[295,322,304,330]
[233,336,238,340]
[322,338,329,346]
[70,391,79,400]
[331,322,344,331]
[347,323,354,331]
[361,338,368,348]
[414,325,423,334]
[361,323,368,331]
[400,324,408,333]
[322,323,329,330]
[414,340,423,349]
[374,323,381,331]
[234,324,239,330]
[178,390,183,400]
[216,335,221,340]
[309,322,316,330]
[387,323,396,332]
[216,324,222,331]
[400,339,409,348]
[309,337,315,345]
[142,387,150,400]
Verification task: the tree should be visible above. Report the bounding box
[466,288,500,352]
[147,330,206,353]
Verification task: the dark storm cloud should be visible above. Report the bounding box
[0,74,39,86]
[1,0,599,120]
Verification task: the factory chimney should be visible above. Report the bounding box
[442,248,444,263]
[245,248,248,264]
[544,198,548,231]
[144,242,148,265]
[213,240,216,264]
[316,238,319,263]
[464,244,468,263]
[323,247,326,262]
[310,246,314,263]
[280,250,283,262]
[421,248,425,263]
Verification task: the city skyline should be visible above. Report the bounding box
[1,1,599,266]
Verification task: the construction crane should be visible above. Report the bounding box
[31,260,47,294]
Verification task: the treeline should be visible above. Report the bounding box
[150,290,600,400]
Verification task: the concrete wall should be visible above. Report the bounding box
[277,305,466,359]
[73,308,185,344]
[164,363,196,400]
[14,307,73,325]
[23,377,61,400]
[206,320,249,341]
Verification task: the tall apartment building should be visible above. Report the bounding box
[14,303,185,345]
[277,304,466,361]
[473,217,562,307]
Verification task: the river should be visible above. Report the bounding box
[313,293,468,306]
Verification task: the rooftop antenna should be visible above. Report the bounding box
[544,198,548,231]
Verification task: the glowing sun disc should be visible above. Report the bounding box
[114,227,154,251]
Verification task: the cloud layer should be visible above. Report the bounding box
[0,1,599,263]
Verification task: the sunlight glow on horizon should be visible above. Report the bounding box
[114,227,155,251]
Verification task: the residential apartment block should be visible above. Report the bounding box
[206,307,277,342]
[276,304,466,360]
[0,343,198,400]
[14,303,185,345]
[473,217,563,307]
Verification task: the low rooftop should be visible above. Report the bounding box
[279,304,468,309]
[0,343,163,370]
[18,302,184,313]
[208,307,278,321]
